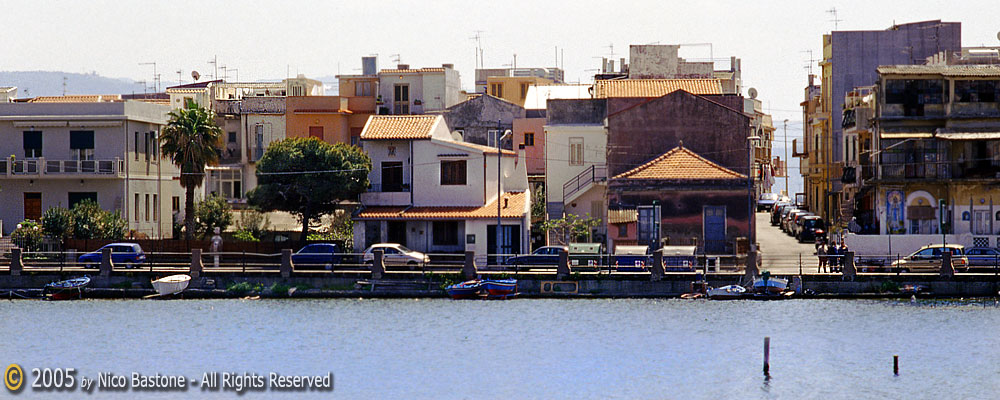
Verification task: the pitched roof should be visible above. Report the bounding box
[877,65,1000,77]
[360,115,440,140]
[379,67,446,74]
[355,192,526,220]
[608,209,637,224]
[593,79,723,98]
[165,80,222,90]
[612,145,745,181]
[27,95,122,103]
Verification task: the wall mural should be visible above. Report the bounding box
[887,190,905,234]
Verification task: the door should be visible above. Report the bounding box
[387,221,407,246]
[364,221,381,248]
[23,193,41,221]
[974,210,990,235]
[381,162,404,192]
[703,206,727,254]
[488,225,522,264]
[308,126,324,140]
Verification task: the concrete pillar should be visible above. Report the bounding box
[462,251,477,281]
[280,249,293,278]
[557,249,569,279]
[842,250,857,279]
[99,247,113,277]
[371,249,385,280]
[649,249,664,281]
[941,250,954,277]
[744,249,759,279]
[190,249,203,278]
[9,248,22,276]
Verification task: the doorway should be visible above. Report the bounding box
[23,193,41,221]
[703,206,727,254]
[387,221,407,246]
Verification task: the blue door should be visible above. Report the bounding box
[704,206,726,254]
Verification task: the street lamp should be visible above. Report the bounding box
[495,120,512,264]
[748,135,761,248]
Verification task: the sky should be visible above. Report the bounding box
[3,0,1000,196]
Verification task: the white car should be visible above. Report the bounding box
[362,243,430,268]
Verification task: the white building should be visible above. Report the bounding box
[377,65,463,115]
[1,87,16,102]
[0,99,182,237]
[544,99,608,241]
[352,115,530,258]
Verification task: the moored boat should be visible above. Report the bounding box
[446,280,483,299]
[152,274,191,296]
[481,278,517,296]
[752,272,788,295]
[44,276,91,300]
[707,284,747,300]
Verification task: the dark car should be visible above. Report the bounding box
[964,247,1000,267]
[503,246,567,265]
[78,243,146,268]
[796,216,827,243]
[770,203,792,225]
[291,243,342,269]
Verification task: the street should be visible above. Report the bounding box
[756,211,823,274]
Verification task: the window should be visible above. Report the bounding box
[228,131,237,143]
[150,131,158,159]
[440,160,467,185]
[618,224,628,237]
[291,85,305,96]
[135,193,140,221]
[68,192,97,209]
[172,196,180,213]
[884,79,944,116]
[569,137,584,165]
[210,169,243,199]
[520,83,529,100]
[381,161,404,192]
[70,131,95,161]
[22,131,42,158]
[355,81,373,97]
[523,132,535,147]
[433,221,460,246]
[145,194,150,221]
[487,129,499,147]
[254,124,265,160]
[490,83,503,98]
[955,80,999,103]
[309,126,324,139]
[135,131,140,160]
[393,84,409,114]
[153,194,158,221]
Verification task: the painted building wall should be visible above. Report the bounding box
[285,96,361,145]
[608,188,750,251]
[437,95,525,146]
[514,117,546,176]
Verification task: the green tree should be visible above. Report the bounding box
[194,194,233,238]
[42,207,74,240]
[247,138,370,242]
[531,184,546,222]
[160,104,223,239]
[70,200,128,240]
[539,213,602,245]
[234,208,270,241]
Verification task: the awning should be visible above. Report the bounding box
[880,132,933,139]
[936,132,1000,140]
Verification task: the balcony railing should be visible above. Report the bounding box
[0,158,125,178]
[563,165,607,203]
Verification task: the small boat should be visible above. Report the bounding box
[707,285,747,300]
[151,274,191,296]
[752,272,788,295]
[481,278,517,296]
[446,280,483,299]
[44,276,91,300]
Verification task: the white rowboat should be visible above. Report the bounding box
[152,274,191,296]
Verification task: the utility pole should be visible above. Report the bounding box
[784,119,790,196]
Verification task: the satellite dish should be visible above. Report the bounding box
[191,71,201,81]
[748,87,758,99]
[996,31,1000,41]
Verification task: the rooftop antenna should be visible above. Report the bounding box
[208,56,218,80]
[471,31,484,69]
[220,65,227,82]
[176,69,183,85]
[827,7,842,31]
[62,76,67,96]
[227,68,238,82]
[139,61,157,91]
[801,49,818,75]
[391,54,401,66]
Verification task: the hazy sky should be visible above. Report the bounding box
[3,0,999,194]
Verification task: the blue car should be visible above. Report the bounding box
[291,243,342,269]
[78,243,146,268]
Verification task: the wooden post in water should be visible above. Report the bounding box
[763,336,771,378]
[893,354,899,376]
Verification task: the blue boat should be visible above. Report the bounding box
[44,276,91,300]
[481,279,517,296]
[446,280,483,299]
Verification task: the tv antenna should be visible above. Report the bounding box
[139,61,158,91]
[801,49,819,75]
[390,54,401,66]
[827,8,842,31]
[176,69,183,85]
[470,30,484,69]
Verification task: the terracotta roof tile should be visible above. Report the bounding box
[612,145,745,181]
[360,115,439,140]
[379,67,446,74]
[28,95,122,103]
[593,79,723,98]
[877,65,1000,77]
[608,209,637,224]
[356,192,526,220]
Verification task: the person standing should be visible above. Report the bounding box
[818,242,828,273]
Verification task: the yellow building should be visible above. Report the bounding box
[485,76,553,107]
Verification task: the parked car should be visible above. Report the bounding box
[890,244,969,273]
[789,212,815,236]
[362,243,430,268]
[796,216,826,243]
[964,247,1000,267]
[757,193,779,212]
[291,243,341,269]
[771,203,792,225]
[503,246,567,266]
[777,206,800,228]
[78,243,146,268]
[783,210,809,233]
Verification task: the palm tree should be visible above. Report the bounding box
[160,104,222,239]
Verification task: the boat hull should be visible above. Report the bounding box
[707,285,747,300]
[753,278,788,294]
[44,276,91,301]
[446,281,483,299]
[48,289,83,301]
[482,279,517,296]
[152,275,191,296]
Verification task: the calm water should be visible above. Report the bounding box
[3,298,1000,399]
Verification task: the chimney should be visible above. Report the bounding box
[442,63,454,69]
[397,64,410,70]
[620,57,626,73]
[808,74,815,87]
[504,198,509,209]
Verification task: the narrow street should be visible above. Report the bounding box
[756,212,822,274]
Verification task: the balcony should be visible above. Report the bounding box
[0,158,125,178]
[360,183,412,206]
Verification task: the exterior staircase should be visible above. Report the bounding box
[563,165,608,204]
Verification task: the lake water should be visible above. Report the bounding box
[2,298,1000,399]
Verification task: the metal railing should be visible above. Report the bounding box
[563,165,607,203]
[2,158,123,177]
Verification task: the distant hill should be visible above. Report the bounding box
[0,71,148,97]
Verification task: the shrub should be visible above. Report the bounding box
[194,194,233,238]
[42,207,74,239]
[233,229,259,242]
[70,200,127,240]
[11,221,43,251]
[234,208,270,240]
